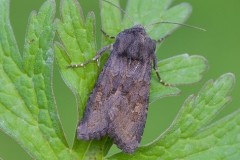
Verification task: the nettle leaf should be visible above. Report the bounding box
[0,0,78,159]
[107,74,239,159]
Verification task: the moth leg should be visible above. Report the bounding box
[67,44,113,68]
[154,34,170,44]
[152,53,170,86]
[101,29,116,39]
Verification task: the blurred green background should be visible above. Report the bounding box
[0,0,239,159]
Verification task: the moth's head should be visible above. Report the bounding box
[131,25,146,35]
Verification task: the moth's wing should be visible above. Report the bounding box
[77,55,119,140]
[107,59,152,153]
[77,57,111,140]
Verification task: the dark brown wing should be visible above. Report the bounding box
[77,55,114,140]
[107,56,152,153]
[77,52,127,140]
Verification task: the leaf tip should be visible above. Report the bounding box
[176,2,192,17]
[219,73,236,89]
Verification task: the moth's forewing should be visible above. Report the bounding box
[77,26,157,153]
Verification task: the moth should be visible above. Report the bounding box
[69,24,169,153]
[68,0,204,151]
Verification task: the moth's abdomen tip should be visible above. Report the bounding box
[113,138,139,154]
[121,144,138,154]
[123,148,136,154]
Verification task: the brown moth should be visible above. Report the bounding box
[69,24,168,153]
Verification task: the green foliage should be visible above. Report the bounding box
[150,54,207,103]
[0,0,239,160]
[0,0,77,159]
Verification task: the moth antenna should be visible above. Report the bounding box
[146,21,206,31]
[103,0,134,25]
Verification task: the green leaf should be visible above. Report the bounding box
[55,0,98,112]
[107,73,239,159]
[100,0,122,37]
[102,0,192,40]
[55,0,98,115]
[0,0,78,159]
[150,54,208,103]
